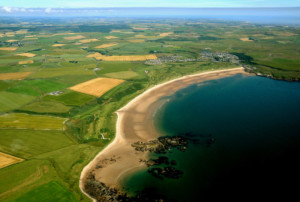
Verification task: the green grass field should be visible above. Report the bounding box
[20,100,71,114]
[104,70,139,79]
[7,79,68,96]
[0,129,74,158]
[14,181,77,202]
[0,80,19,91]
[29,67,96,79]
[43,90,95,106]
[0,92,36,112]
[0,113,66,130]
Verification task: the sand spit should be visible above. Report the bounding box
[80,67,248,200]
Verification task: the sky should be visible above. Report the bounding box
[0,0,299,8]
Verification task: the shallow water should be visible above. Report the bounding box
[121,74,300,200]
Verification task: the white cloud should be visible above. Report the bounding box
[2,6,12,12]
[45,8,52,13]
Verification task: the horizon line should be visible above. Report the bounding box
[1,6,300,9]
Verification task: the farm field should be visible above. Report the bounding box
[0,130,75,158]
[104,71,139,79]
[0,113,66,130]
[87,52,157,61]
[7,79,68,96]
[0,47,18,51]
[0,16,299,202]
[0,72,33,80]
[95,43,118,49]
[20,100,72,114]
[69,77,125,97]
[42,90,95,106]
[0,91,36,112]
[0,152,23,169]
[19,60,34,65]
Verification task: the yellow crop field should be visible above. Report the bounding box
[69,77,125,97]
[15,30,28,34]
[0,152,23,169]
[0,113,67,130]
[95,43,118,49]
[18,60,34,65]
[79,39,99,43]
[23,38,38,40]
[6,40,18,42]
[64,35,85,40]
[128,39,145,43]
[110,30,121,33]
[105,36,118,39]
[0,72,33,80]
[87,52,157,61]
[133,27,149,30]
[159,32,173,37]
[52,33,75,36]
[240,38,253,42]
[134,35,147,38]
[52,44,66,47]
[0,47,18,51]
[5,32,15,37]
[25,35,36,38]
[16,53,36,57]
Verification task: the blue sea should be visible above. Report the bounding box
[121,74,300,200]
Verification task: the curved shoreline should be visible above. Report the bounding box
[79,67,249,201]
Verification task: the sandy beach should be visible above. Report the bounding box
[79,67,248,200]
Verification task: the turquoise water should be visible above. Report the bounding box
[121,74,300,201]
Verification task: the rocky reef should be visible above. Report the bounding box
[84,133,216,201]
[132,134,216,180]
[148,167,184,179]
[131,136,190,153]
[84,173,170,201]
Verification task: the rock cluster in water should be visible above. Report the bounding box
[84,133,216,201]
[131,136,190,153]
[148,167,184,179]
[132,134,217,180]
[84,173,169,201]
